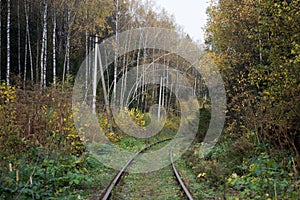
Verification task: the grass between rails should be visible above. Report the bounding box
[111,140,183,200]
[111,164,183,200]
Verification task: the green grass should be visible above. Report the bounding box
[111,166,184,199]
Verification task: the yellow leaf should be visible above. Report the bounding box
[263,90,270,95]
[197,173,206,178]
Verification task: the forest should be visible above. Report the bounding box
[0,0,299,199]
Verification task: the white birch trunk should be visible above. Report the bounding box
[40,0,48,89]
[85,3,89,91]
[141,34,148,107]
[66,9,71,75]
[168,83,173,112]
[24,24,28,88]
[258,0,262,64]
[133,32,143,100]
[85,31,89,90]
[120,53,126,108]
[165,63,169,110]
[194,77,197,97]
[18,0,21,75]
[35,1,40,83]
[162,77,165,108]
[62,50,66,84]
[66,34,70,76]
[152,49,155,101]
[25,0,33,82]
[0,0,2,80]
[63,9,71,84]
[89,37,93,80]
[6,0,11,85]
[29,30,33,82]
[158,77,163,119]
[53,9,57,85]
[113,0,119,104]
[43,27,48,88]
[120,30,132,108]
[120,19,135,109]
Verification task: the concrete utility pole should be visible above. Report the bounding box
[93,35,113,131]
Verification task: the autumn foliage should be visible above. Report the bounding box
[206,0,300,163]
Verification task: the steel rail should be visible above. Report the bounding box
[99,138,172,200]
[99,138,194,200]
[170,148,194,200]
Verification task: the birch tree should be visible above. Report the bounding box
[62,1,78,85]
[24,17,28,88]
[85,30,88,90]
[0,0,2,80]
[113,0,120,104]
[40,0,48,89]
[18,0,21,76]
[65,8,71,76]
[35,1,41,83]
[6,0,11,85]
[25,0,34,82]
[52,5,57,85]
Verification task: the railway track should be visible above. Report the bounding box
[98,139,194,200]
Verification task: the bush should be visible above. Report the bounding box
[0,81,92,199]
[184,135,299,199]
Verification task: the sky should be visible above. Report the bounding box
[154,0,209,43]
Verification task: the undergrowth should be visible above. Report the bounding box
[184,135,300,199]
[1,81,299,199]
[0,82,112,199]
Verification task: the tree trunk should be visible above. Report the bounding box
[85,30,89,90]
[40,0,48,89]
[194,77,197,97]
[66,9,71,75]
[158,76,163,119]
[113,0,119,104]
[35,1,40,83]
[133,32,143,101]
[89,36,93,82]
[18,0,21,76]
[7,0,11,85]
[24,0,33,82]
[120,30,132,108]
[66,32,70,76]
[53,8,57,85]
[24,21,28,88]
[43,24,48,88]
[62,8,71,85]
[0,0,2,80]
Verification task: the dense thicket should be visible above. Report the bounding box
[206,0,300,161]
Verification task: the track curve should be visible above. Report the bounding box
[170,148,194,200]
[99,138,194,200]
